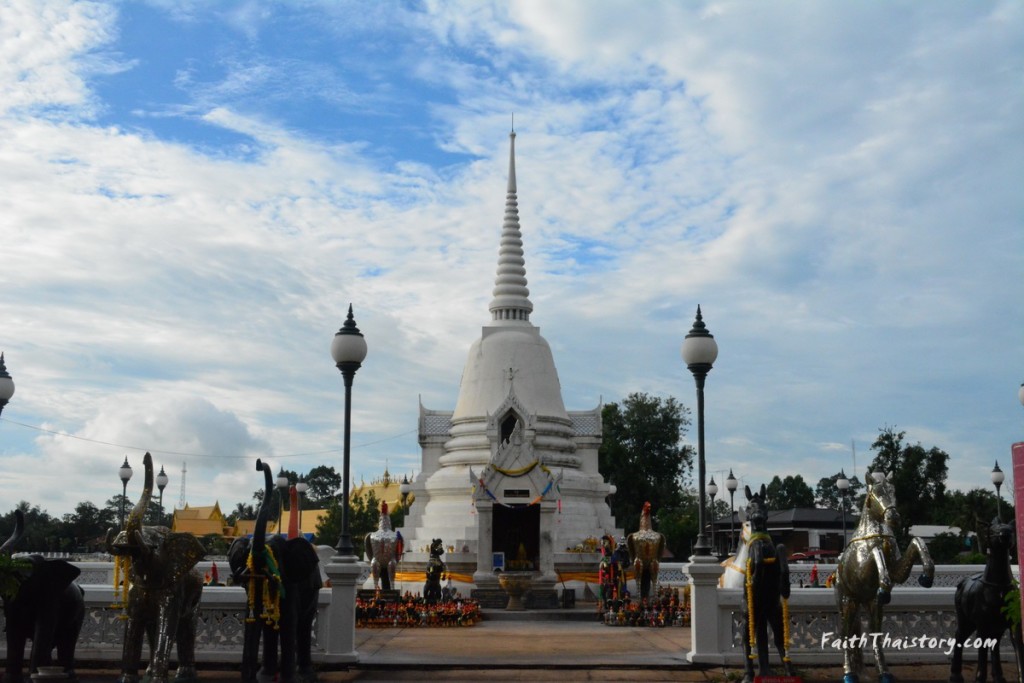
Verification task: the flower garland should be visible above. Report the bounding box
[473,462,560,508]
[245,546,284,630]
[111,555,132,620]
[745,557,756,658]
[782,596,791,662]
[491,460,539,477]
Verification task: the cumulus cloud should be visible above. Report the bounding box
[1,0,1021,515]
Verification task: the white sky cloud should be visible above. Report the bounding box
[0,0,1021,517]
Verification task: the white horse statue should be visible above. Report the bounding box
[719,520,753,588]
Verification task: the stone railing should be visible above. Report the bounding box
[0,586,333,663]
[686,560,1018,667]
[0,560,366,665]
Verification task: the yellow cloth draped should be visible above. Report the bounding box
[394,571,475,584]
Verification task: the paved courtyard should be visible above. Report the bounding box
[66,617,981,682]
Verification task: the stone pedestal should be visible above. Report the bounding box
[321,557,365,664]
[356,588,400,602]
[470,587,508,608]
[685,555,725,665]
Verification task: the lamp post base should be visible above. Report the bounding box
[322,558,365,662]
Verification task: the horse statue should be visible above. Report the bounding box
[364,501,402,591]
[720,520,753,588]
[950,517,1023,683]
[423,539,446,605]
[627,502,666,599]
[740,484,793,683]
[834,470,934,683]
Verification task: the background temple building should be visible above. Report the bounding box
[171,502,327,541]
[398,132,621,600]
[350,467,415,513]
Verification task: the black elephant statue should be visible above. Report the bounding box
[0,509,85,683]
[228,459,321,683]
[106,452,205,683]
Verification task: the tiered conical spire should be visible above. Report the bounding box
[488,130,533,324]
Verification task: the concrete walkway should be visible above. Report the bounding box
[65,613,978,682]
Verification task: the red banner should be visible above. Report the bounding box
[1013,442,1024,629]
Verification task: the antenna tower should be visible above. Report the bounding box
[177,461,188,509]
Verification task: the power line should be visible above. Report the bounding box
[0,416,417,459]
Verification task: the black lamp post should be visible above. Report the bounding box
[707,476,718,556]
[836,469,850,550]
[992,461,1005,522]
[331,304,368,558]
[156,465,169,525]
[725,469,738,554]
[681,305,718,557]
[0,353,14,417]
[296,477,308,535]
[119,457,133,529]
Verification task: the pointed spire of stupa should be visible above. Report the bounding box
[488,128,533,324]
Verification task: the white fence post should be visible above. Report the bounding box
[685,555,725,664]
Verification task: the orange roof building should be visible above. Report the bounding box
[171,502,231,537]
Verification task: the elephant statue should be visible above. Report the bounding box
[227,459,321,683]
[626,501,666,599]
[0,509,86,683]
[106,452,205,683]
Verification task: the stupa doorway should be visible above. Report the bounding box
[493,504,540,570]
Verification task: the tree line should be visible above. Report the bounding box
[599,394,1015,564]
[0,393,1009,565]
[0,463,404,559]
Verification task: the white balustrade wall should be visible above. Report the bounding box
[0,561,1015,667]
[683,563,1021,667]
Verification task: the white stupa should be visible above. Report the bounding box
[400,131,620,595]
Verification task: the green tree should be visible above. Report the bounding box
[815,472,865,511]
[0,503,60,552]
[199,533,229,556]
[315,490,404,555]
[61,501,116,552]
[764,475,815,510]
[927,532,967,564]
[302,465,342,509]
[654,491,700,559]
[226,501,257,526]
[598,393,693,538]
[867,426,950,544]
[937,488,1009,555]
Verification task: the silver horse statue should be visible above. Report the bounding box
[364,501,402,591]
[834,471,934,683]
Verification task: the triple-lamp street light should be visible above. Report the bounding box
[331,304,368,559]
[118,457,133,529]
[992,461,1005,522]
[0,353,14,417]
[707,477,718,556]
[681,305,718,558]
[725,469,738,554]
[836,469,850,550]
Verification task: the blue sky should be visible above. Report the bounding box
[1,0,1022,517]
